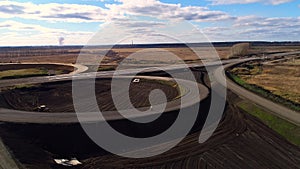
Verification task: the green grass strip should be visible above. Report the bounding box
[238,101,300,146]
[0,68,48,80]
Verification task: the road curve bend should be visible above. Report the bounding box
[214,56,300,126]
[0,76,208,124]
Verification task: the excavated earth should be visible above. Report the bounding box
[0,70,299,169]
[0,78,179,112]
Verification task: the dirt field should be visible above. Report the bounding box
[1,45,298,67]
[0,78,179,112]
[79,102,300,169]
[112,47,231,62]
[0,46,232,65]
[0,45,300,168]
[250,45,300,54]
[0,70,299,168]
[0,91,299,169]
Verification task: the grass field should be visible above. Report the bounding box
[97,66,116,71]
[113,47,231,61]
[1,45,299,64]
[0,68,49,79]
[238,101,300,146]
[284,58,300,65]
[229,59,300,111]
[228,72,300,111]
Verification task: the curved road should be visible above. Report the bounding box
[0,76,208,124]
[214,53,300,125]
[0,51,299,124]
[0,51,299,169]
[0,59,234,88]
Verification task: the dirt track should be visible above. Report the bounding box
[0,54,299,168]
[0,78,179,112]
[79,101,300,169]
[0,92,299,169]
[0,70,299,169]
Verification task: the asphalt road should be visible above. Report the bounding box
[0,51,299,124]
[0,59,230,124]
[0,76,208,124]
[213,52,300,125]
[0,51,299,169]
[0,59,235,88]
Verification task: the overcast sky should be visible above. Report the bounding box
[0,0,299,46]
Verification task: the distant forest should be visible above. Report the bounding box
[0,41,299,56]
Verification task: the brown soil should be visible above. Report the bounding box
[0,68,299,169]
[112,47,231,61]
[0,47,232,65]
[0,92,299,169]
[0,45,298,66]
[0,78,179,112]
[0,53,79,64]
[80,101,300,169]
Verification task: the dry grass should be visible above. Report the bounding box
[112,47,231,64]
[236,59,300,104]
[1,45,298,65]
[251,45,300,53]
[0,68,48,79]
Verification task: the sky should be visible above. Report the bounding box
[0,0,299,46]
